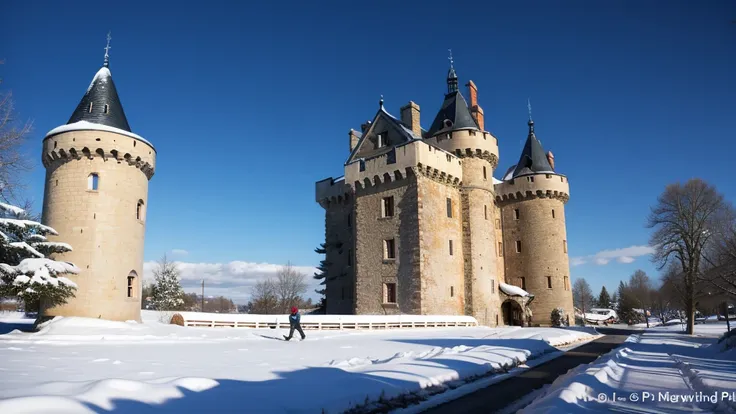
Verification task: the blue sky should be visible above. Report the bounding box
[2,1,735,303]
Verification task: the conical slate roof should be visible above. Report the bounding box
[508,120,554,178]
[426,91,479,136]
[66,66,131,132]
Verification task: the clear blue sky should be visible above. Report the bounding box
[2,0,735,301]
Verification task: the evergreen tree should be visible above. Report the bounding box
[0,202,78,322]
[611,291,619,307]
[616,280,640,324]
[150,255,185,311]
[313,242,330,311]
[597,286,612,309]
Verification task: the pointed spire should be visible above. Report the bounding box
[103,31,112,68]
[447,49,458,94]
[527,98,534,134]
[379,95,384,109]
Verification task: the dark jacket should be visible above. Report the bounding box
[289,312,301,326]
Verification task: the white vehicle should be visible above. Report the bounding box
[584,308,618,324]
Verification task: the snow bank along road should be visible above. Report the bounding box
[0,312,599,413]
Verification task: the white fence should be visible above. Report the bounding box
[170,312,478,330]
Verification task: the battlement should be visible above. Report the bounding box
[42,129,156,180]
[494,173,570,204]
[424,129,499,169]
[315,176,352,207]
[345,140,462,191]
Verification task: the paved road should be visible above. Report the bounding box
[421,329,637,414]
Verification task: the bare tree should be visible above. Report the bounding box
[628,270,653,327]
[0,61,33,203]
[647,178,731,334]
[248,262,308,314]
[248,278,279,314]
[573,277,594,325]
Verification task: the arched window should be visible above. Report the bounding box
[127,271,138,298]
[88,173,99,191]
[136,200,145,221]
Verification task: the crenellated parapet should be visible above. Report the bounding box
[42,130,156,180]
[424,129,499,169]
[345,140,463,192]
[316,177,354,208]
[494,173,570,205]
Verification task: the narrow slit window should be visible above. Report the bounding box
[104,104,109,114]
[552,209,556,218]
[546,276,552,289]
[127,275,135,298]
[449,240,454,256]
[514,209,520,220]
[515,240,522,253]
[484,205,488,220]
[136,200,145,221]
[563,240,567,253]
[491,279,495,293]
[483,166,487,180]
[520,277,526,290]
[88,102,93,113]
[88,173,99,191]
[446,198,452,218]
[450,286,454,297]
[498,242,503,257]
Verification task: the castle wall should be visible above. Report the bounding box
[322,197,355,314]
[354,178,420,315]
[499,180,573,326]
[416,176,464,315]
[494,202,505,315]
[40,130,155,322]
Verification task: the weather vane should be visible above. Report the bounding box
[448,49,454,69]
[103,31,112,67]
[527,98,533,121]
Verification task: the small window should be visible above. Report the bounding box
[88,102,93,113]
[136,200,145,221]
[483,166,487,180]
[521,277,526,290]
[382,196,395,218]
[563,240,567,253]
[484,205,488,220]
[450,286,454,297]
[552,209,556,219]
[376,133,387,148]
[516,240,522,253]
[127,274,136,298]
[384,239,396,259]
[347,213,352,228]
[495,218,501,229]
[446,198,453,218]
[498,242,503,257]
[564,276,570,291]
[547,276,552,289]
[491,279,495,293]
[384,283,397,303]
[514,209,520,220]
[449,240,454,256]
[104,104,109,114]
[88,173,99,191]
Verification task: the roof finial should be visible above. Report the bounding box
[379,95,384,109]
[527,98,535,134]
[103,31,112,67]
[448,49,454,69]
[446,49,458,93]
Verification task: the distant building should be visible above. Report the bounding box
[40,38,156,322]
[316,62,573,326]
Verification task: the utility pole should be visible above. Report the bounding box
[201,279,205,312]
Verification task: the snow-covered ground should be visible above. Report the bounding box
[0,311,598,413]
[521,322,736,413]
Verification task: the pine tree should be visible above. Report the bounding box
[597,286,612,309]
[616,280,640,325]
[0,202,78,322]
[150,255,185,311]
[313,242,330,312]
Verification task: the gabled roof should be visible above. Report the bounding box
[345,105,421,165]
[66,66,132,132]
[426,91,479,137]
[506,120,555,179]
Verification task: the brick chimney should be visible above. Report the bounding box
[466,80,485,131]
[400,101,421,137]
[546,151,555,170]
[349,129,361,152]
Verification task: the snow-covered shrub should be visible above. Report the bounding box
[0,202,78,315]
[551,307,567,327]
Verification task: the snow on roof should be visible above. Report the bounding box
[492,177,503,185]
[86,67,111,94]
[45,121,154,149]
[500,282,530,297]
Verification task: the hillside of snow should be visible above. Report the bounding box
[0,311,598,413]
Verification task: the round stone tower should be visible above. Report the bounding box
[425,64,502,326]
[40,48,155,322]
[495,118,573,326]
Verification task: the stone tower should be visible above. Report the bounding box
[495,118,573,326]
[423,65,501,326]
[40,43,156,322]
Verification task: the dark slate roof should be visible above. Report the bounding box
[426,91,479,137]
[67,66,132,132]
[508,120,555,178]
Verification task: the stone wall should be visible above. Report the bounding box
[416,176,464,315]
[354,177,419,315]
[500,195,574,326]
[40,129,155,322]
[323,196,355,314]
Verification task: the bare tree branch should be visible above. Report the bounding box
[0,61,34,203]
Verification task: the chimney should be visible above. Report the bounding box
[466,80,485,131]
[546,151,555,170]
[400,101,421,137]
[360,120,372,133]
[349,129,361,152]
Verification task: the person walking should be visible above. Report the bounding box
[284,306,306,341]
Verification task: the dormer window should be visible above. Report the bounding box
[88,102,93,113]
[443,119,453,128]
[104,104,109,114]
[376,133,387,148]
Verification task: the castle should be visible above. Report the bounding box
[40,37,155,322]
[315,63,574,326]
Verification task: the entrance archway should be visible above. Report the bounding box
[502,300,524,327]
